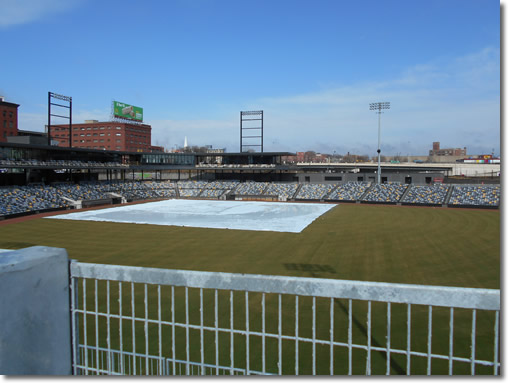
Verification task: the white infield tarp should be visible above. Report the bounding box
[45,199,336,233]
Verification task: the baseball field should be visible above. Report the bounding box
[0,202,500,374]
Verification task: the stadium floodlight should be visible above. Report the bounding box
[370,102,390,184]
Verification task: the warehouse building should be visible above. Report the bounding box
[49,120,162,152]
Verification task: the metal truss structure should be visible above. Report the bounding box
[240,111,263,153]
[48,92,72,147]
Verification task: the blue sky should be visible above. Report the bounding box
[0,0,501,156]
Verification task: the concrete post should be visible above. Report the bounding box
[0,246,72,375]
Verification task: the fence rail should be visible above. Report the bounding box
[70,261,500,376]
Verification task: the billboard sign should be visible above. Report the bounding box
[113,101,143,122]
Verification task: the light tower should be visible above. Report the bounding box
[369,101,390,184]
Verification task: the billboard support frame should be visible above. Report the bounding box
[240,110,263,153]
[48,92,72,147]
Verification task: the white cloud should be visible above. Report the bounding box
[240,47,500,156]
[0,0,82,28]
[16,47,500,157]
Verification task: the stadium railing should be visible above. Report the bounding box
[69,262,500,376]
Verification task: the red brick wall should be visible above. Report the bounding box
[50,121,152,152]
[0,101,19,142]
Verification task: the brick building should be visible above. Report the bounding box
[0,98,19,142]
[50,120,162,152]
[429,142,467,157]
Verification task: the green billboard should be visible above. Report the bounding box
[113,101,143,122]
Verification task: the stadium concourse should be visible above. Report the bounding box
[0,180,500,219]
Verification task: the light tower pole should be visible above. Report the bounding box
[369,102,390,184]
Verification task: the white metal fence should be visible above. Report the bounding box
[69,261,500,375]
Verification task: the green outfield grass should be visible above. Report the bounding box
[0,203,499,288]
[0,203,500,375]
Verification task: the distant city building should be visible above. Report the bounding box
[203,147,225,164]
[0,97,19,143]
[459,154,500,164]
[313,153,329,163]
[429,142,466,157]
[282,154,297,164]
[7,130,52,146]
[49,120,161,152]
[282,151,333,163]
[206,147,225,154]
[150,145,164,152]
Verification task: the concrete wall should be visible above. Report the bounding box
[0,246,71,375]
[293,172,444,184]
[429,155,464,163]
[451,163,500,177]
[6,135,48,146]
